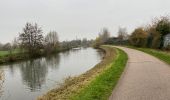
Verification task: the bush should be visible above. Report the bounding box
[129,28,147,47]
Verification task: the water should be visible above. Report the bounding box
[0,48,103,100]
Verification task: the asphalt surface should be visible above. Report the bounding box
[109,46,170,100]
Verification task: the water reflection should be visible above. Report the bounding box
[20,59,48,92]
[0,70,4,98]
[61,50,71,58]
[8,65,15,76]
[45,54,60,69]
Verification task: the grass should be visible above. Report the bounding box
[71,47,128,100]
[0,49,20,57]
[0,49,24,64]
[127,46,170,64]
[0,51,9,57]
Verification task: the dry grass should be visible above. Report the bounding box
[37,46,116,100]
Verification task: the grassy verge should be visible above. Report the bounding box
[71,47,127,100]
[127,46,170,64]
[38,45,128,100]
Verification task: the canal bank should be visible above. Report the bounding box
[38,46,128,100]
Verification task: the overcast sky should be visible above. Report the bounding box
[0,0,170,43]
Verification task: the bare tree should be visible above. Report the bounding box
[44,31,59,54]
[118,27,128,40]
[81,38,88,47]
[93,28,110,48]
[45,31,59,48]
[11,37,19,49]
[19,23,44,57]
[2,43,11,51]
[100,28,110,43]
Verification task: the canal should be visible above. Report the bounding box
[0,48,103,100]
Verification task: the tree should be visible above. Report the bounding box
[81,38,90,47]
[100,28,110,43]
[117,27,129,45]
[81,38,87,46]
[45,31,59,47]
[145,27,160,48]
[129,28,147,47]
[11,37,19,49]
[155,17,170,49]
[2,43,11,51]
[60,41,71,50]
[19,23,44,57]
[45,31,59,54]
[118,27,128,41]
[93,37,102,48]
[93,28,110,48]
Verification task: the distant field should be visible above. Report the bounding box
[0,51,9,57]
[0,49,21,57]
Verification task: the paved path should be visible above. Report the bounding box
[109,46,170,100]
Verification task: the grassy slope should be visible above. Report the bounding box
[128,46,170,64]
[71,47,128,100]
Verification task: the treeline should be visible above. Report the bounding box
[0,22,92,62]
[129,16,170,50]
[60,39,93,51]
[92,28,110,48]
[93,16,170,50]
[93,27,129,48]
